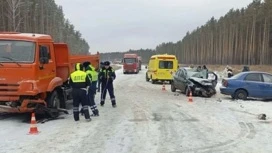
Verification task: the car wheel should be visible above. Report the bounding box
[185,86,190,97]
[171,82,176,92]
[146,73,150,82]
[207,87,216,97]
[151,76,155,84]
[234,89,248,100]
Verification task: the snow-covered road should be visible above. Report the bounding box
[1,67,272,153]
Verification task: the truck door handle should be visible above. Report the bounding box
[52,70,55,72]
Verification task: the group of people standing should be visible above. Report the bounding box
[68,61,116,122]
[226,65,250,78]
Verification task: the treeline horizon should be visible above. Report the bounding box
[104,0,272,65]
[0,0,89,54]
[155,0,272,65]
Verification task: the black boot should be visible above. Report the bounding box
[95,109,99,116]
[83,106,91,121]
[91,109,99,117]
[94,109,100,116]
[112,101,116,108]
[73,112,80,121]
[80,108,84,116]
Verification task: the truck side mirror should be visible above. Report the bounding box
[39,46,49,64]
[145,66,147,69]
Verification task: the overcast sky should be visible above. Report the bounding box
[55,0,253,53]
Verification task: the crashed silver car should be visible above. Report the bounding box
[171,67,218,97]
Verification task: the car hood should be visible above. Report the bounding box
[189,77,213,83]
[189,77,216,87]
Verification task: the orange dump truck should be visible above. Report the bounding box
[0,32,100,117]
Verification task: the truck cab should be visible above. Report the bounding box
[123,53,140,74]
[0,32,99,116]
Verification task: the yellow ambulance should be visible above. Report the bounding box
[146,54,178,84]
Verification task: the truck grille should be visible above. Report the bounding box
[0,84,19,92]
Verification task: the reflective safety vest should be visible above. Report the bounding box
[70,70,87,83]
[101,68,115,78]
[86,65,98,81]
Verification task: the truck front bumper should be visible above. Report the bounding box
[0,99,46,113]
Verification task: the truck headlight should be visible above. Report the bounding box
[19,82,33,91]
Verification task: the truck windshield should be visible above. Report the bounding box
[124,58,136,63]
[159,61,173,69]
[0,40,35,63]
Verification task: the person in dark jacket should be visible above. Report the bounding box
[98,61,116,107]
[97,62,105,92]
[69,63,92,122]
[242,66,250,72]
[227,66,233,78]
[202,65,209,78]
[196,66,202,72]
[202,65,208,71]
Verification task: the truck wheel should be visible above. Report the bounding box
[171,82,176,92]
[46,90,61,118]
[57,89,66,109]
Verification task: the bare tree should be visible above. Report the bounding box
[5,0,23,31]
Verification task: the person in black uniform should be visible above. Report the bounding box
[97,61,105,93]
[69,63,92,122]
[99,61,116,107]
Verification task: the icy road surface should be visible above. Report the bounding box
[1,66,272,153]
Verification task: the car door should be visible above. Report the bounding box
[208,72,218,88]
[243,73,263,97]
[173,70,182,89]
[179,69,188,92]
[260,74,272,98]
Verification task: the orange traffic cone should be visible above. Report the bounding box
[162,82,166,91]
[28,112,39,135]
[188,91,193,102]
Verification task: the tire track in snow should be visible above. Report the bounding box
[171,122,256,153]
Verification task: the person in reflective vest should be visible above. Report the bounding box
[83,61,99,116]
[69,63,92,122]
[98,61,116,107]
